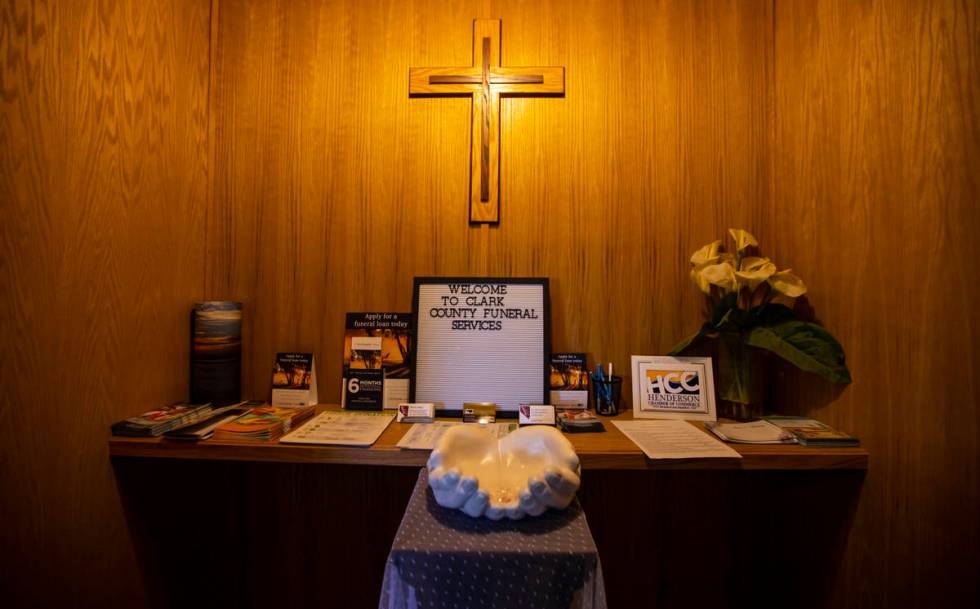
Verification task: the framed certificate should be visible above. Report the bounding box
[411,277,550,417]
[630,355,717,421]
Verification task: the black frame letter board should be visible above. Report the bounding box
[411,277,550,417]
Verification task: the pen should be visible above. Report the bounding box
[607,363,613,401]
[597,364,608,402]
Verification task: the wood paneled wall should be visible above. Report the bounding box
[205,0,772,400]
[207,0,979,607]
[2,0,977,607]
[0,1,211,606]
[768,1,979,606]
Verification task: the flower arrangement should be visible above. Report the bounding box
[669,229,851,419]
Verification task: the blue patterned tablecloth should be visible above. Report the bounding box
[378,469,606,609]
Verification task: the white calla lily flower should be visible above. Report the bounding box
[740,256,771,271]
[690,268,712,294]
[735,257,777,291]
[690,240,722,266]
[690,240,725,294]
[769,269,807,297]
[728,228,758,251]
[700,261,738,293]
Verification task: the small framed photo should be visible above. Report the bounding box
[630,355,716,421]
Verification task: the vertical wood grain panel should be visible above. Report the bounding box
[0,1,211,606]
[493,0,772,365]
[770,1,979,607]
[207,0,772,403]
[207,0,488,399]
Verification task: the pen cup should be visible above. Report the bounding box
[592,375,622,416]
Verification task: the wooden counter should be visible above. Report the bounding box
[109,405,867,470]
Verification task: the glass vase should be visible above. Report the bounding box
[716,333,765,421]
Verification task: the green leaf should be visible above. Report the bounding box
[721,307,750,331]
[746,321,852,384]
[668,322,713,356]
[756,303,798,325]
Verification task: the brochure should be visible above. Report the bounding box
[396,421,517,450]
[549,352,589,409]
[279,411,395,447]
[271,353,318,407]
[763,416,860,447]
[342,313,414,409]
[704,420,797,444]
[612,420,741,459]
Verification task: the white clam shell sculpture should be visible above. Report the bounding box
[427,425,581,520]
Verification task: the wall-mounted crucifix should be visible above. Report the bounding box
[409,19,565,224]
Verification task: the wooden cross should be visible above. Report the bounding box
[409,20,565,224]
